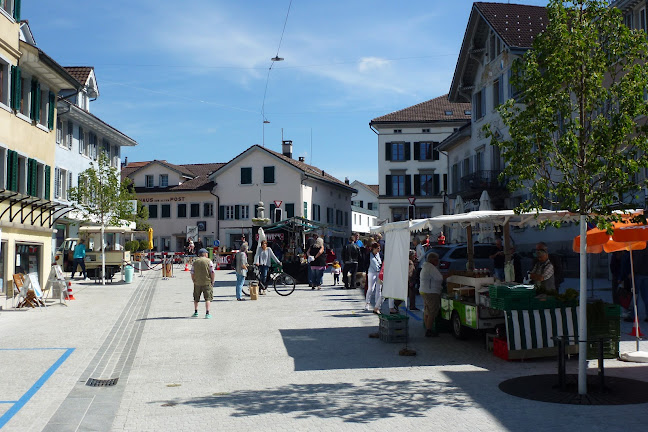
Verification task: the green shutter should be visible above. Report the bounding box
[47,92,55,130]
[219,205,225,220]
[414,174,421,196]
[10,66,21,112]
[405,143,411,160]
[30,80,37,120]
[6,151,12,190]
[9,150,18,192]
[27,159,33,195]
[13,0,21,21]
[45,165,51,199]
[386,175,392,196]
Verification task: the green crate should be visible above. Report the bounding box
[379,326,407,343]
[586,337,619,359]
[530,297,558,309]
[603,304,621,318]
[379,314,408,332]
[489,285,535,299]
[490,296,530,310]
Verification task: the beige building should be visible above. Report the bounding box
[0,11,80,302]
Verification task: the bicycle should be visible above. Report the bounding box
[242,264,296,296]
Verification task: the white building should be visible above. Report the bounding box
[350,180,378,234]
[122,160,223,252]
[210,143,356,253]
[54,66,137,246]
[370,95,471,223]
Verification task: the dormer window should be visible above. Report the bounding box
[145,175,154,188]
[444,110,453,116]
[159,174,168,188]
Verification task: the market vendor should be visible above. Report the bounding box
[529,249,555,291]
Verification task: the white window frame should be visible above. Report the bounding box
[0,54,10,110]
[78,126,85,155]
[239,205,249,220]
[0,1,18,22]
[224,205,235,220]
[203,202,214,217]
[145,175,154,188]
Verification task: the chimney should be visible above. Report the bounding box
[282,140,293,158]
[298,156,305,162]
[122,156,128,168]
[345,177,349,185]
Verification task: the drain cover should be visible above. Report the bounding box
[86,378,119,387]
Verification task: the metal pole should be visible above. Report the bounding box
[630,249,640,351]
[578,214,588,395]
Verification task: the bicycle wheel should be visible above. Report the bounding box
[242,280,249,297]
[274,272,296,296]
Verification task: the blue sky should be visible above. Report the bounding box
[23,0,549,184]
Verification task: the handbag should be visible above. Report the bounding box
[378,265,384,282]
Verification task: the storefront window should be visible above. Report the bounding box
[15,243,41,282]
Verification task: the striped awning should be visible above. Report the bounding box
[505,307,579,351]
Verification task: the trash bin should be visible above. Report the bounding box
[124,264,134,283]
[207,247,213,260]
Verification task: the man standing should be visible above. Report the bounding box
[420,252,443,337]
[71,239,88,280]
[536,242,563,292]
[530,249,555,292]
[305,234,317,287]
[191,248,215,319]
[490,238,505,281]
[342,235,360,289]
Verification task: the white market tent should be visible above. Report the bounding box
[370,210,577,303]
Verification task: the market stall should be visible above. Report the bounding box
[372,210,586,359]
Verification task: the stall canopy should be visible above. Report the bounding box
[263,216,345,235]
[371,210,578,303]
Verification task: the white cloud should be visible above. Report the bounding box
[358,57,391,73]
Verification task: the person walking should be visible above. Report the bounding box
[191,248,215,318]
[331,260,342,285]
[235,242,249,301]
[308,237,326,290]
[254,240,281,294]
[71,239,88,280]
[342,235,360,289]
[420,252,443,337]
[365,243,383,314]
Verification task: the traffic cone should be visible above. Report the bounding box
[66,281,75,300]
[183,261,190,271]
[629,320,644,337]
[216,260,220,271]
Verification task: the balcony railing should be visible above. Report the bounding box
[458,170,506,194]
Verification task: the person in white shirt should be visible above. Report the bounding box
[365,243,383,314]
[414,236,425,263]
[419,252,444,337]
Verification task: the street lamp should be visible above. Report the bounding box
[262,119,270,147]
[271,56,284,62]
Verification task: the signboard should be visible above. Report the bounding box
[274,200,283,208]
[255,233,284,242]
[213,240,220,247]
[197,221,207,232]
[408,196,416,205]
[186,226,199,241]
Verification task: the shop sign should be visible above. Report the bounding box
[140,196,186,203]
[255,233,284,242]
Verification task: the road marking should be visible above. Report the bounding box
[0,347,75,429]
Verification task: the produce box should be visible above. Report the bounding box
[489,285,535,299]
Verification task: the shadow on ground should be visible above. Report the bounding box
[152,378,470,423]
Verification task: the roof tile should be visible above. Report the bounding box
[475,2,547,49]
[371,94,471,123]
[64,66,93,84]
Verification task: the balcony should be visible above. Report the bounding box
[454,170,508,205]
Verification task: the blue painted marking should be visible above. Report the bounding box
[0,402,17,404]
[399,306,422,321]
[0,348,74,429]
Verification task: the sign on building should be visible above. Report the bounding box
[186,226,199,241]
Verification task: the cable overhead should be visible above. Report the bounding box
[262,0,293,146]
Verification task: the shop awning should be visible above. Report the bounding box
[263,216,346,235]
[0,189,74,228]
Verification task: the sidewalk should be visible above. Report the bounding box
[1,268,648,431]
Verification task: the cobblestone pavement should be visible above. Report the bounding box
[1,268,648,431]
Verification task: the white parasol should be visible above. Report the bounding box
[452,196,466,243]
[478,190,494,243]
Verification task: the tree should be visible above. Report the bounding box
[68,153,137,285]
[486,0,648,395]
[135,201,150,231]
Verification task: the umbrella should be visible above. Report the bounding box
[573,222,648,353]
[256,227,266,257]
[452,196,466,243]
[478,190,494,243]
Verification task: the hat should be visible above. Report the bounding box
[198,248,208,255]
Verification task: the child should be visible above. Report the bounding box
[332,260,342,285]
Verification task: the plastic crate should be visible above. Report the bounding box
[603,304,621,318]
[379,314,408,332]
[490,296,530,310]
[587,315,621,359]
[586,337,620,359]
[493,337,509,360]
[379,326,407,343]
[489,285,535,299]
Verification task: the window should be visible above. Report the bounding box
[419,174,434,196]
[391,175,406,196]
[190,203,200,218]
[178,203,187,218]
[159,174,168,188]
[19,75,27,116]
[0,60,9,107]
[345,212,349,227]
[303,202,308,219]
[393,129,402,133]
[224,205,235,220]
[336,210,343,225]
[285,203,295,218]
[326,207,334,224]
[263,166,275,183]
[451,163,459,193]
[89,132,97,160]
[78,126,85,155]
[641,8,646,32]
[386,142,409,161]
[148,204,158,218]
[312,203,321,221]
[473,89,485,120]
[367,202,374,211]
[444,110,453,116]
[1,0,20,20]
[56,118,62,144]
[161,204,171,218]
[240,167,252,184]
[204,202,214,217]
[145,175,154,188]
[416,142,439,161]
[66,121,73,149]
[238,205,250,219]
[624,12,633,29]
[493,76,503,108]
[422,128,430,133]
[475,150,484,172]
[463,158,471,177]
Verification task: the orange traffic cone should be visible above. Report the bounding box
[183,261,190,271]
[216,260,220,271]
[66,281,75,300]
[629,320,644,337]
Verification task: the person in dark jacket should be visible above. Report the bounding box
[342,235,360,289]
[308,237,326,290]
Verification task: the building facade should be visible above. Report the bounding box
[53,66,137,248]
[350,180,379,234]
[0,11,80,300]
[370,95,471,223]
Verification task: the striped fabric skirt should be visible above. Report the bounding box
[505,307,579,352]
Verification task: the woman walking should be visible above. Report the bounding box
[365,243,382,314]
[235,242,249,301]
[308,237,326,290]
[254,240,281,293]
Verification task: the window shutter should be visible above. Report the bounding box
[254,204,259,218]
[48,91,55,130]
[68,171,73,198]
[405,175,411,195]
[434,174,440,196]
[414,174,421,196]
[35,81,41,123]
[404,143,411,160]
[385,175,392,196]
[54,167,60,198]
[10,151,18,192]
[443,174,448,193]
[45,165,51,199]
[414,142,420,160]
[29,80,36,120]
[218,205,225,220]
[385,143,391,161]
[234,205,240,220]
[11,66,21,112]
[79,127,84,154]
[433,143,440,161]
[5,151,11,191]
[13,0,21,21]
